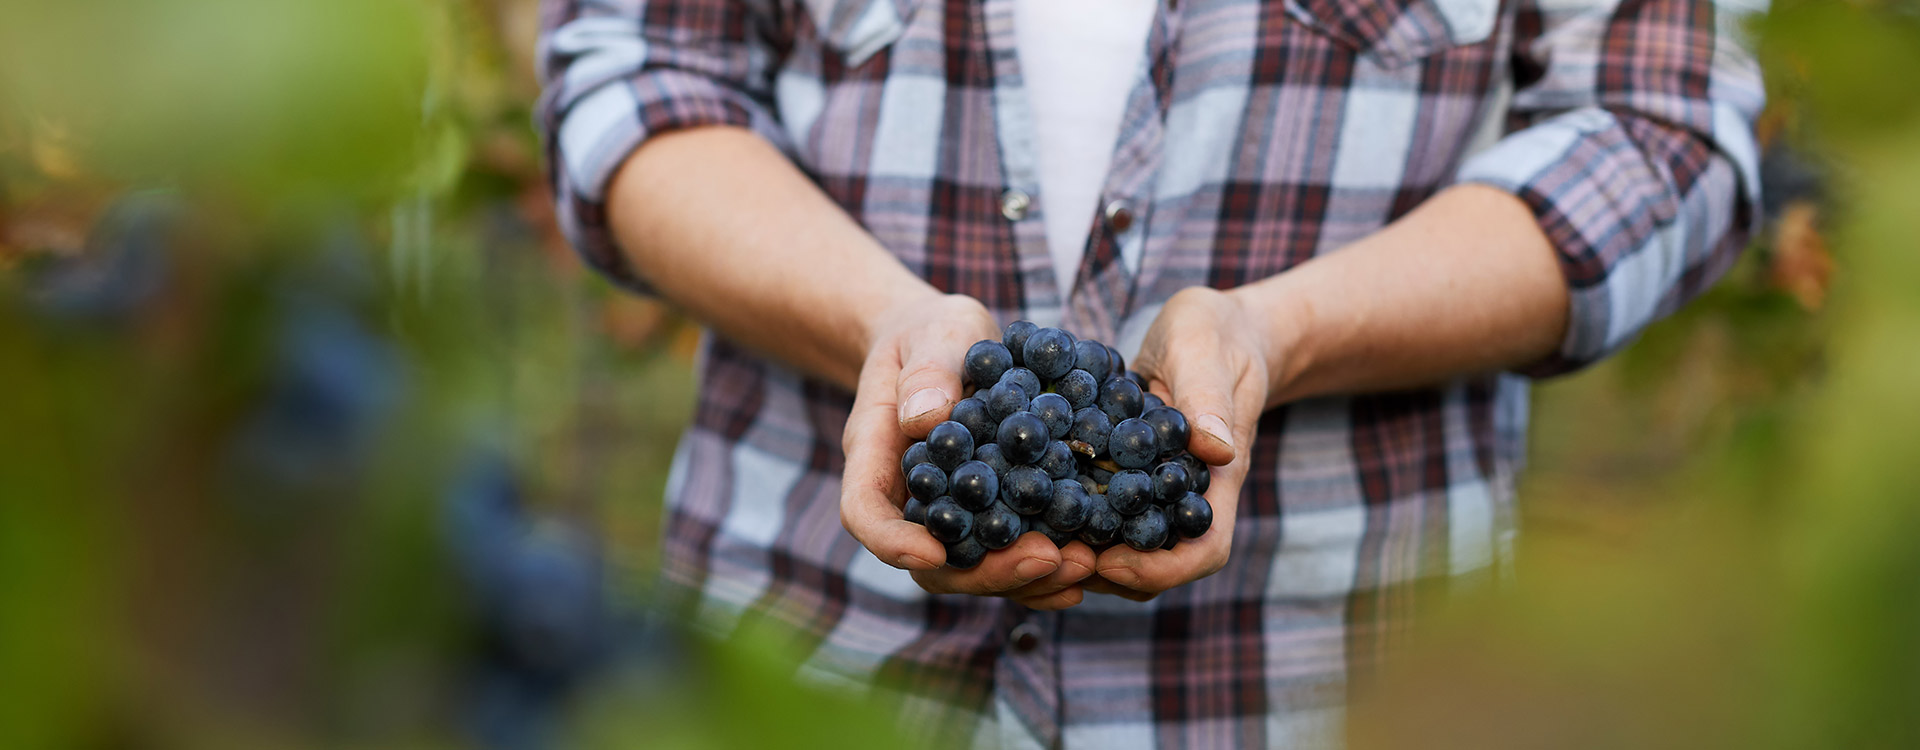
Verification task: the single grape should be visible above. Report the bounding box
[1087,466,1114,485]
[902,442,930,477]
[1122,507,1170,550]
[1027,516,1074,547]
[975,503,1022,550]
[1022,327,1077,381]
[1055,369,1100,410]
[1150,461,1190,504]
[1108,418,1160,470]
[964,339,1014,389]
[996,412,1049,465]
[1125,370,1148,391]
[1141,406,1190,458]
[1170,492,1213,539]
[1161,532,1179,550]
[1174,452,1212,494]
[1142,392,1166,412]
[949,460,999,511]
[1003,321,1039,366]
[951,397,997,447]
[998,367,1042,400]
[1044,479,1091,532]
[925,497,972,543]
[1067,407,1113,458]
[984,381,1031,422]
[927,421,974,470]
[1073,339,1112,383]
[945,536,988,569]
[1038,440,1076,480]
[975,442,1011,477]
[1079,494,1122,548]
[1030,392,1074,439]
[903,497,928,524]
[1003,465,1053,515]
[907,462,948,502]
[1098,377,1145,423]
[1107,470,1153,515]
[1105,344,1126,378]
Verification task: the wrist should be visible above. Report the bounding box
[1226,279,1314,407]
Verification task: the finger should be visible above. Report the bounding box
[1081,577,1158,602]
[895,324,980,438]
[911,533,1062,595]
[1094,487,1239,593]
[1014,586,1085,611]
[840,356,945,572]
[998,540,1098,599]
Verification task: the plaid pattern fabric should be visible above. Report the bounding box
[538,0,1763,746]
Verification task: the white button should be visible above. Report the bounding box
[1000,189,1032,221]
[1103,199,1135,233]
[1009,621,1042,652]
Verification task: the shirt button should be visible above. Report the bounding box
[1104,199,1135,233]
[1000,189,1032,221]
[1009,622,1042,653]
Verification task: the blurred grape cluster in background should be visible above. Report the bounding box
[0,0,1913,748]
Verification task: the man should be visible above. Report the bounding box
[538,0,1761,745]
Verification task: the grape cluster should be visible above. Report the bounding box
[901,321,1215,568]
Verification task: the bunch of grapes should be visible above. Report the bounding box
[900,321,1215,569]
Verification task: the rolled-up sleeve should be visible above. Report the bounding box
[1457,0,1765,376]
[537,0,792,293]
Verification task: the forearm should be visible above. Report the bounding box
[605,126,937,390]
[1242,183,1569,406]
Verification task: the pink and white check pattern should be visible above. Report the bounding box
[539,0,1762,746]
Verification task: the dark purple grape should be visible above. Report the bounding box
[1161,532,1179,550]
[945,536,988,569]
[1073,339,1112,383]
[1003,321,1038,366]
[1079,494,1122,548]
[1030,392,1074,439]
[1087,466,1114,485]
[925,497,972,543]
[902,442,930,476]
[996,412,1049,465]
[998,367,1042,400]
[1027,517,1074,547]
[975,442,1011,477]
[907,462,947,502]
[950,460,999,511]
[1003,465,1052,514]
[1105,344,1126,377]
[927,421,973,470]
[1122,507,1170,550]
[1067,407,1113,457]
[964,339,1014,389]
[984,381,1031,422]
[1056,369,1099,410]
[1045,479,1092,531]
[903,497,928,525]
[1098,377,1145,423]
[1141,406,1190,457]
[1108,418,1159,470]
[1038,440,1076,480]
[1149,461,1190,504]
[1125,370,1148,391]
[1107,470,1153,515]
[1142,392,1166,412]
[1170,493,1213,539]
[951,397,996,446]
[1022,327,1077,381]
[975,503,1022,550]
[1174,452,1212,494]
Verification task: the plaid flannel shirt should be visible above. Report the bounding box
[538,0,1763,746]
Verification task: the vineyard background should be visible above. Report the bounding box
[2,1,1913,748]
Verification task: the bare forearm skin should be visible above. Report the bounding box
[605,126,938,391]
[1242,183,1571,407]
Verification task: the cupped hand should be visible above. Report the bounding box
[1086,286,1275,601]
[838,293,1098,609]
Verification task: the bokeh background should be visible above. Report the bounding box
[0,0,1911,747]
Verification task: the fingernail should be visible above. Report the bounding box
[902,389,947,422]
[1100,568,1140,588]
[1014,557,1057,581]
[1196,414,1234,451]
[898,554,937,571]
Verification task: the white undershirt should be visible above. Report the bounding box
[1014,0,1157,298]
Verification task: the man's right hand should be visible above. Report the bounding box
[838,293,1097,611]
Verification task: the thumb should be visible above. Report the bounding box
[1161,360,1238,468]
[896,329,972,438]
